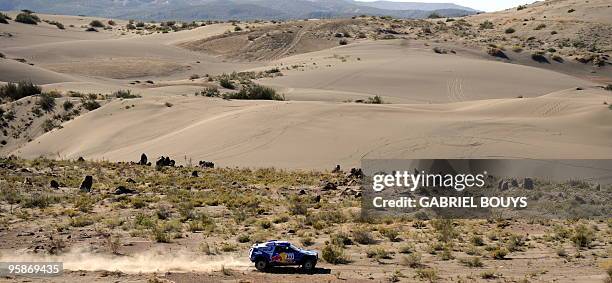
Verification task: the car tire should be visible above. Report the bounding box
[255,259,268,272]
[302,258,316,273]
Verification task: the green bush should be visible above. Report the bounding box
[571,224,594,248]
[81,98,101,111]
[63,100,74,111]
[196,87,220,97]
[0,13,11,24]
[223,84,284,101]
[219,77,235,89]
[0,81,42,101]
[505,27,516,34]
[479,20,494,29]
[15,12,40,25]
[89,20,105,28]
[113,89,140,99]
[322,244,349,264]
[37,93,56,112]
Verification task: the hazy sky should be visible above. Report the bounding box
[356,0,537,12]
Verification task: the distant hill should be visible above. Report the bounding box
[355,1,478,12]
[0,0,478,21]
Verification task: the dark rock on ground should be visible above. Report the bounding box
[80,176,93,192]
[50,180,60,189]
[114,186,137,195]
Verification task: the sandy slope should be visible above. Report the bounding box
[14,87,611,169]
[257,41,595,103]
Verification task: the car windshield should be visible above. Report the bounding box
[290,244,301,251]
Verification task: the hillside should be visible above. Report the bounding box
[0,0,478,21]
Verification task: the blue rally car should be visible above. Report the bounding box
[249,240,318,272]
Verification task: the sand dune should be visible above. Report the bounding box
[14,87,611,169]
[258,41,594,103]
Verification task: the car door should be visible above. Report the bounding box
[271,245,295,265]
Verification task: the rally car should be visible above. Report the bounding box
[249,240,318,272]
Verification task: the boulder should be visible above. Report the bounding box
[50,180,60,189]
[198,161,215,169]
[321,181,337,191]
[522,178,534,190]
[191,170,199,177]
[80,176,93,192]
[114,186,137,195]
[332,165,341,173]
[138,153,148,165]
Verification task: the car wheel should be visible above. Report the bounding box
[255,259,268,271]
[302,258,316,273]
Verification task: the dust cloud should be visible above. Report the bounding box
[1,247,251,273]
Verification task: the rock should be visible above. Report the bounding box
[198,161,215,169]
[510,179,519,187]
[355,192,362,198]
[298,189,306,195]
[77,157,85,162]
[126,178,136,184]
[313,195,321,203]
[138,153,148,165]
[522,178,534,190]
[50,180,60,189]
[156,156,176,167]
[23,177,32,186]
[321,181,337,191]
[332,165,341,173]
[348,168,363,179]
[191,171,199,177]
[498,180,509,191]
[80,176,93,192]
[114,186,137,195]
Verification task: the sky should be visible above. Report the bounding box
[356,0,537,12]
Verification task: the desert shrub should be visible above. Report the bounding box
[106,235,121,254]
[399,243,415,254]
[531,51,549,63]
[0,81,42,101]
[224,84,284,101]
[0,13,12,24]
[0,52,4,58]
[480,270,497,279]
[366,247,392,259]
[487,47,509,59]
[415,268,437,281]
[219,77,235,89]
[22,193,51,208]
[471,235,485,246]
[47,20,64,29]
[126,23,136,30]
[70,215,94,227]
[571,224,594,248]
[352,230,376,245]
[164,102,173,107]
[506,234,525,252]
[300,236,314,246]
[517,5,527,10]
[81,98,100,111]
[604,84,612,91]
[460,256,484,267]
[380,227,399,242]
[552,55,564,63]
[107,20,116,26]
[322,244,349,264]
[504,27,516,34]
[197,87,220,97]
[62,100,74,111]
[85,27,98,32]
[400,252,422,267]
[237,234,250,243]
[567,8,575,13]
[152,224,171,243]
[89,20,105,28]
[234,26,242,32]
[15,12,40,25]
[37,93,56,112]
[432,219,458,243]
[366,95,384,104]
[42,119,57,132]
[479,20,494,29]
[534,23,546,30]
[339,39,348,45]
[491,247,508,259]
[113,89,140,99]
[331,232,353,247]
